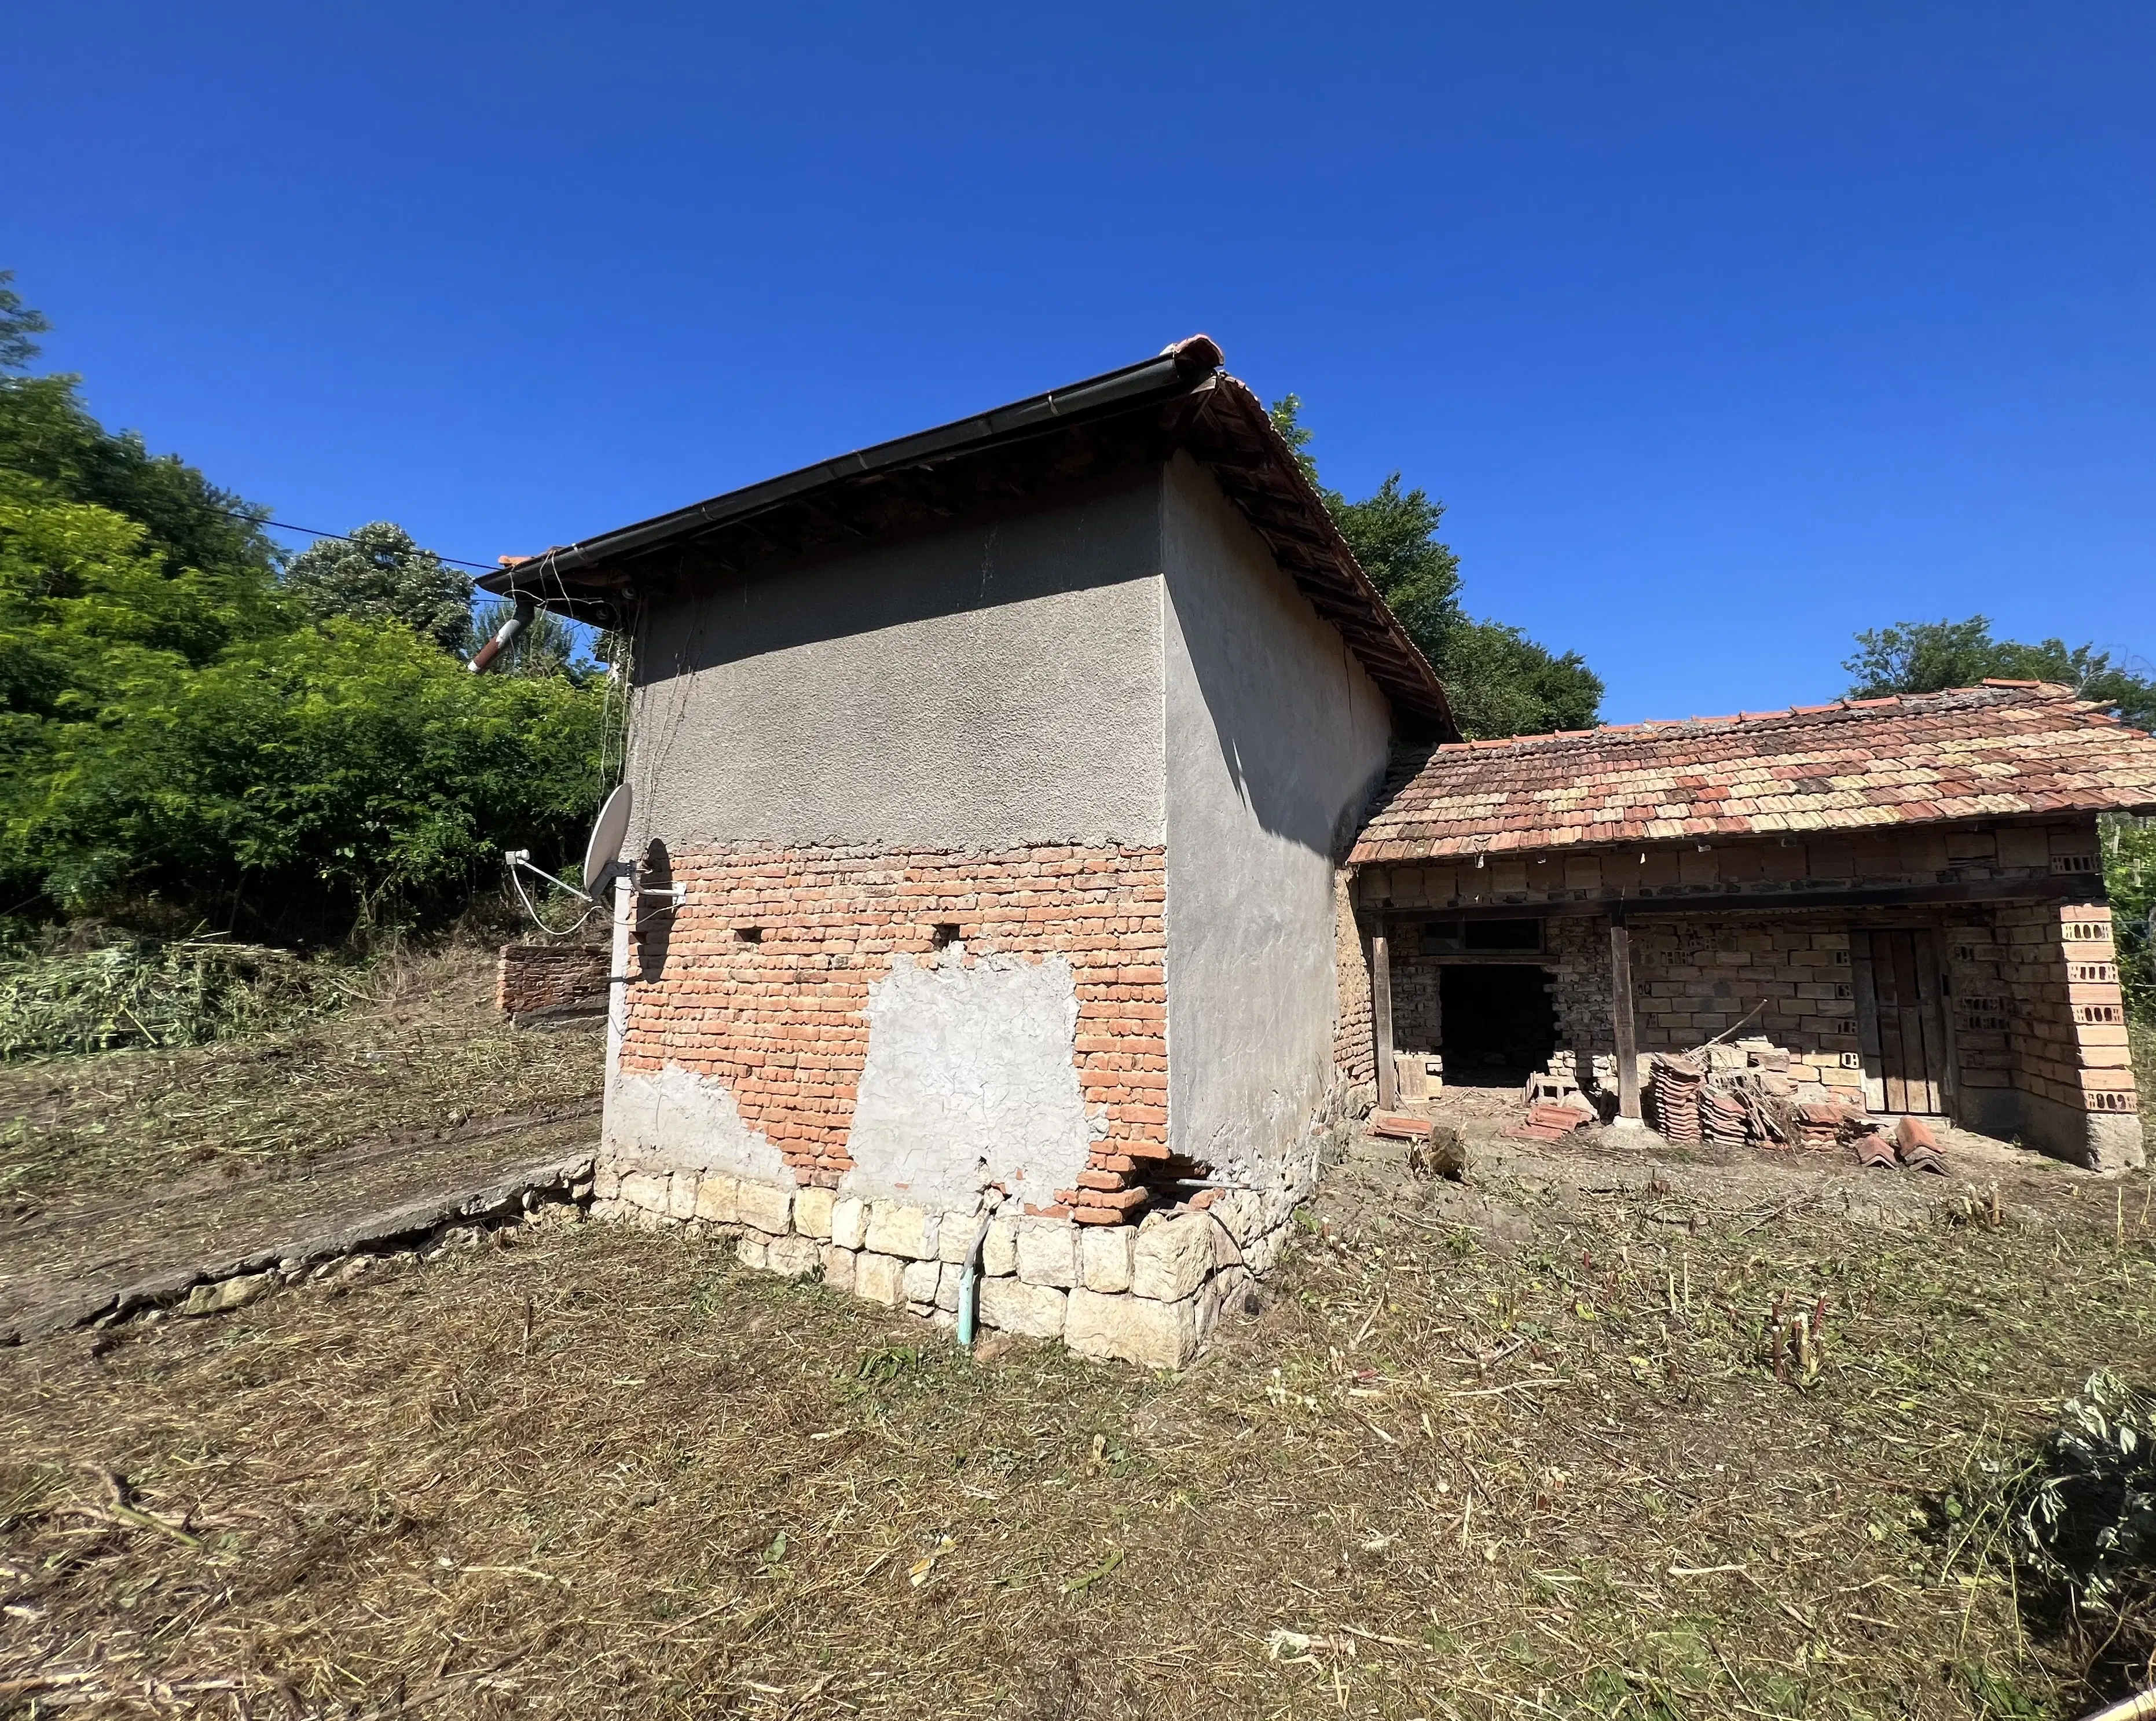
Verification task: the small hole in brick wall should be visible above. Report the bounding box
[931,923,961,949]
[735,926,762,944]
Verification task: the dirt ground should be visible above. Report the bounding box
[4,1103,2154,1717]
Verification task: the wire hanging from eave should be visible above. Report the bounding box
[507,856,600,938]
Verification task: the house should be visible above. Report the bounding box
[481,337,1449,1366]
[1350,682,2155,1169]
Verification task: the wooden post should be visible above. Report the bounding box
[1372,924,1397,1111]
[1609,917,1641,1124]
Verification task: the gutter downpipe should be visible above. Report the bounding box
[955,1192,1009,1349]
[468,595,536,673]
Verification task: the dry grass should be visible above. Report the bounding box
[4,1165,2154,1718]
[0,945,603,1208]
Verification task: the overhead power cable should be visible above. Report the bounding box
[0,461,508,573]
[204,505,504,573]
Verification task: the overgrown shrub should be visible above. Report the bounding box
[2008,1371,2156,1617]
[0,934,350,1061]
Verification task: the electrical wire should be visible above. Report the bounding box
[507,858,600,939]
[203,505,504,571]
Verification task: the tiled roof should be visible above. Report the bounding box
[1351,682,2156,864]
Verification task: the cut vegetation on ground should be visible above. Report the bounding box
[4,1126,2153,1719]
[1,943,603,1212]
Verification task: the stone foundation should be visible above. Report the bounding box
[590,1076,1363,1368]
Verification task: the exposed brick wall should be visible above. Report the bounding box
[1997,901,2137,1121]
[1332,870,1374,1087]
[618,843,1167,1220]
[497,944,609,1019]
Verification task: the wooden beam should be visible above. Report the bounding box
[1609,920,1641,1123]
[1371,875,2100,922]
[1372,926,1397,1111]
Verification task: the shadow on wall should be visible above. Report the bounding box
[636,840,676,982]
[1176,577,1392,862]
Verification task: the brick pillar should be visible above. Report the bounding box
[1999,902,2144,1170]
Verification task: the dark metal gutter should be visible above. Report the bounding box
[481,337,1223,598]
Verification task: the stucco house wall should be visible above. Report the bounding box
[1160,454,1392,1179]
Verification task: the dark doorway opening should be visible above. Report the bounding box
[1439,966,1557,1085]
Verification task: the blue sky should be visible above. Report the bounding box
[9,2,2152,722]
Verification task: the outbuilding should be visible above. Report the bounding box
[1350,683,2154,1169]
[483,337,1449,1364]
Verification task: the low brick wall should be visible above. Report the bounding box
[497,944,609,1022]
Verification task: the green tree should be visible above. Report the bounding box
[0,271,50,371]
[1270,394,1603,738]
[0,275,611,938]
[283,521,472,654]
[1845,615,2156,730]
[2104,816,2155,1022]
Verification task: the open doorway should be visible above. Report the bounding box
[1438,965,1557,1087]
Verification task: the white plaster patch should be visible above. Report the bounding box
[841,952,1090,1208]
[607,1063,795,1184]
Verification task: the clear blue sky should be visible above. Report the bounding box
[9,2,2152,722]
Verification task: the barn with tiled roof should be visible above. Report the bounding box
[1347,682,2156,1170]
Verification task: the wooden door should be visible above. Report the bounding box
[1853,929,1947,1114]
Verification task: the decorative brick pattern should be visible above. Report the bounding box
[618,842,1166,1219]
[496,943,609,1020]
[1354,683,2156,863]
[1997,902,2138,1118]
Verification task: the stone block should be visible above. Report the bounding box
[978,1277,1067,1340]
[794,1186,835,1239]
[855,1252,907,1307]
[866,1202,939,1260]
[735,1233,768,1271]
[593,1164,622,1202]
[981,1217,1019,1278]
[1131,1213,1215,1303]
[665,1173,699,1221]
[182,1272,273,1317]
[1081,1226,1134,1293]
[830,1195,867,1251]
[822,1245,857,1293]
[692,1174,739,1225]
[901,1258,942,1306]
[937,1262,965,1312]
[939,1210,984,1263]
[1065,1288,1197,1370]
[619,1171,668,1214]
[766,1234,820,1278]
[1016,1220,1077,1288]
[736,1179,793,1236]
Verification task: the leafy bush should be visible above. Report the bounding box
[2008,1371,2156,1617]
[0,934,350,1061]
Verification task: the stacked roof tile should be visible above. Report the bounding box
[1350,683,2156,864]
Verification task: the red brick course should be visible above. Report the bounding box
[618,842,1168,1218]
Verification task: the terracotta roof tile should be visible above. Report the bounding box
[1350,685,2156,864]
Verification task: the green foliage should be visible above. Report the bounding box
[0,931,347,1061]
[1845,615,2156,730]
[284,520,473,655]
[0,271,50,372]
[0,275,613,939]
[9,617,607,930]
[2104,816,2155,1022]
[1268,394,1603,739]
[2005,1371,2156,1615]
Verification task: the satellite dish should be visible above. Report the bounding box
[582,783,633,890]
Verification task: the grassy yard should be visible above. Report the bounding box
[3,1149,2152,1718]
[0,944,603,1210]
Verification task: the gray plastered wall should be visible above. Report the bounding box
[1159,453,1393,1179]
